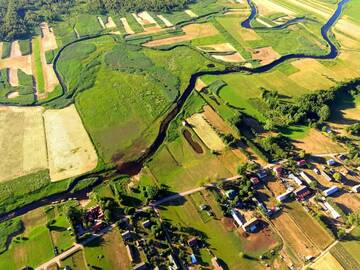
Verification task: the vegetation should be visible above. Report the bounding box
[32,37,45,93]
[0,218,23,254]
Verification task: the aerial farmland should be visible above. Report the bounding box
[0,0,359,269]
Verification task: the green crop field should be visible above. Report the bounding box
[75,14,103,37]
[32,37,45,93]
[19,39,31,55]
[1,41,11,59]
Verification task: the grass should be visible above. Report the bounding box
[75,14,103,37]
[1,41,11,59]
[48,214,74,252]
[339,226,360,265]
[0,218,23,254]
[61,250,87,269]
[125,14,144,33]
[160,190,272,269]
[32,37,45,93]
[19,39,31,55]
[83,227,131,270]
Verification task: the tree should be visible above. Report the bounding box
[333,172,342,182]
[318,105,330,122]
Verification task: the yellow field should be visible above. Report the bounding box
[43,105,98,182]
[0,106,48,182]
[187,113,226,152]
[312,252,344,270]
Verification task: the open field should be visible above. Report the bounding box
[61,250,87,270]
[84,227,131,270]
[330,241,360,270]
[251,46,280,65]
[312,252,344,270]
[160,190,275,269]
[332,192,360,215]
[187,113,226,152]
[145,23,219,47]
[43,105,98,182]
[120,17,135,34]
[32,37,45,93]
[0,106,47,182]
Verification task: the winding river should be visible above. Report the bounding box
[0,0,350,223]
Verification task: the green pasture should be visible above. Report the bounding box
[339,226,360,265]
[33,37,45,93]
[61,250,87,270]
[19,39,31,55]
[1,41,11,59]
[75,14,103,37]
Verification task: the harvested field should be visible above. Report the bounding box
[43,105,98,182]
[145,23,219,47]
[202,105,234,135]
[312,252,344,270]
[11,41,22,58]
[0,106,48,182]
[40,22,58,51]
[195,78,206,91]
[332,192,360,214]
[120,18,134,34]
[157,15,173,27]
[267,179,287,197]
[272,212,319,264]
[138,11,157,25]
[185,9,198,18]
[105,17,117,29]
[251,46,280,65]
[199,43,245,63]
[187,113,226,152]
[253,0,295,16]
[256,18,272,27]
[294,129,345,154]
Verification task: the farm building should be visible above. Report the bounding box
[294,186,311,200]
[142,220,151,228]
[126,245,137,263]
[323,202,341,219]
[300,171,313,185]
[230,209,245,227]
[256,170,267,180]
[289,173,303,186]
[242,217,260,232]
[323,186,339,197]
[352,184,360,193]
[190,254,198,264]
[122,230,133,241]
[250,176,260,186]
[225,189,237,200]
[168,254,180,270]
[297,160,306,167]
[188,237,198,247]
[327,159,336,166]
[273,166,283,177]
[133,262,148,270]
[211,257,224,270]
[276,188,294,202]
[321,170,332,182]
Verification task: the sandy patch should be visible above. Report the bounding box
[8,68,19,87]
[294,129,345,155]
[212,53,245,62]
[97,16,106,29]
[253,0,295,16]
[40,22,58,51]
[6,91,19,99]
[43,105,98,182]
[187,113,226,152]
[185,10,198,18]
[312,252,344,270]
[145,23,219,47]
[105,17,117,29]
[11,41,22,57]
[0,106,48,182]
[0,52,32,74]
[120,18,134,35]
[251,46,280,65]
[138,11,157,25]
[157,15,173,27]
[199,43,245,63]
[195,78,207,91]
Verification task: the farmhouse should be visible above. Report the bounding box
[323,186,339,197]
[300,171,313,185]
[321,170,332,182]
[323,202,341,219]
[327,159,336,166]
[352,184,360,193]
[273,166,283,177]
[294,185,311,200]
[126,244,138,263]
[242,217,260,232]
[211,257,224,270]
[225,189,237,200]
[230,209,245,227]
[250,176,260,187]
[276,188,294,202]
[289,173,303,186]
[142,220,152,228]
[256,169,267,180]
[122,230,133,241]
[168,254,180,270]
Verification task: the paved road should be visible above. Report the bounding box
[35,224,116,270]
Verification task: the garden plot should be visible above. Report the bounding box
[251,46,280,65]
[40,22,59,93]
[187,113,226,152]
[43,105,98,182]
[0,106,48,183]
[199,43,245,63]
[145,23,219,47]
[157,15,173,27]
[120,18,134,34]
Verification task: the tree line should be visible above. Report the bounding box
[0,0,195,41]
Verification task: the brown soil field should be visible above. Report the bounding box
[213,52,245,62]
[332,192,360,214]
[0,53,32,74]
[11,40,22,57]
[195,78,206,91]
[312,252,344,270]
[253,0,295,16]
[144,23,219,47]
[43,105,98,182]
[266,179,287,197]
[294,129,345,155]
[120,18,134,34]
[187,113,226,152]
[272,212,319,262]
[105,17,117,29]
[243,225,279,253]
[40,22,58,52]
[202,105,234,135]
[251,46,280,65]
[185,9,198,18]
[0,106,48,183]
[138,11,158,25]
[157,15,173,27]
